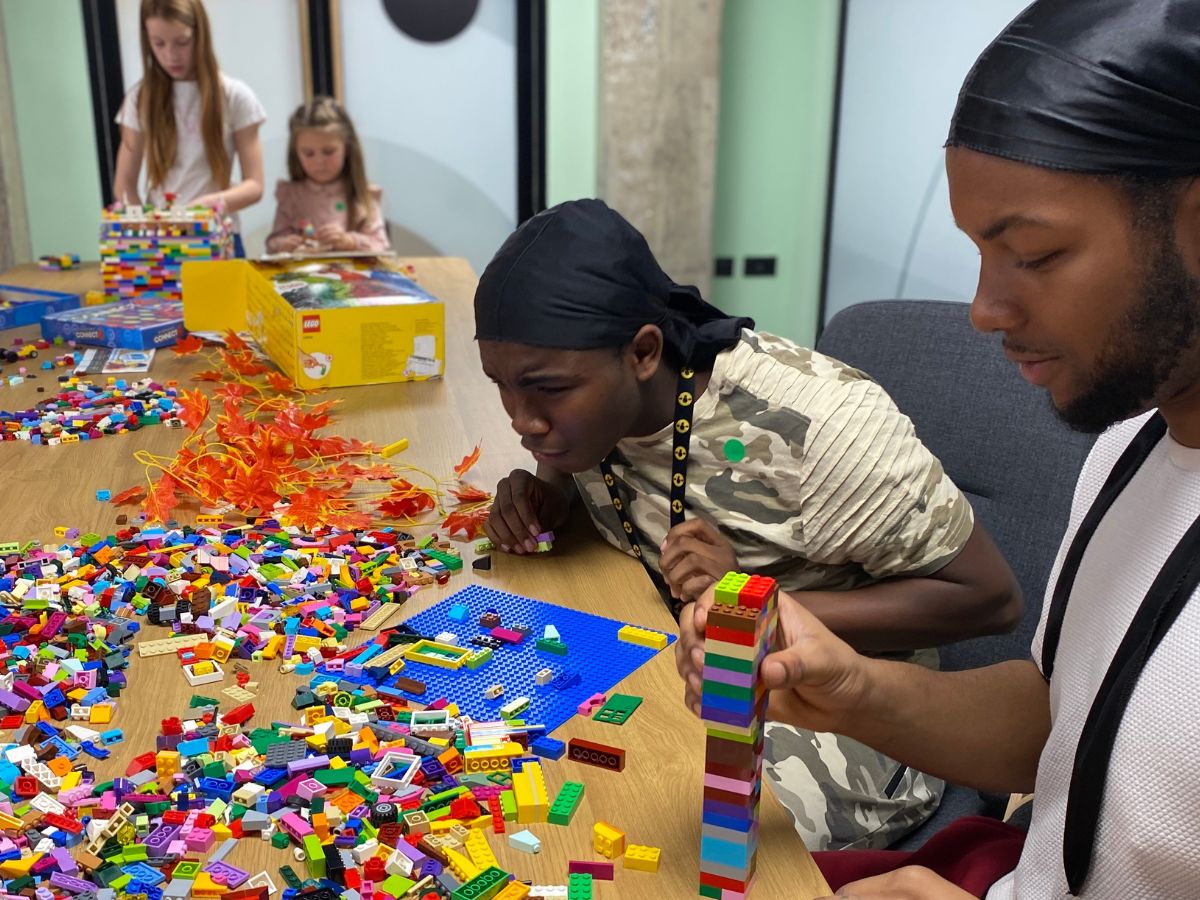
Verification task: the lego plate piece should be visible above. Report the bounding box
[350,585,675,733]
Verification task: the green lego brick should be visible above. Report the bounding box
[567,873,594,900]
[451,866,509,900]
[535,637,567,656]
[424,548,464,571]
[699,883,722,899]
[499,790,517,822]
[271,831,290,849]
[593,693,643,725]
[700,679,753,702]
[382,874,416,896]
[278,865,302,889]
[548,780,585,825]
[314,768,355,786]
[704,650,754,674]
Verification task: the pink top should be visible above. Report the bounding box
[265,178,390,253]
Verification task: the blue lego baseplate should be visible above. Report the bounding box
[314,584,674,734]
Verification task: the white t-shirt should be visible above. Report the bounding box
[116,73,265,227]
[987,411,1200,899]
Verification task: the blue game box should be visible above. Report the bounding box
[40,299,186,349]
[0,284,80,330]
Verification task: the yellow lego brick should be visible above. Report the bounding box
[463,742,523,774]
[442,847,480,882]
[0,853,38,877]
[89,704,112,724]
[190,871,228,896]
[617,624,669,651]
[494,882,531,900]
[403,640,471,670]
[593,820,626,859]
[623,843,661,872]
[464,829,499,870]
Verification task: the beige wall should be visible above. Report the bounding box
[599,0,724,294]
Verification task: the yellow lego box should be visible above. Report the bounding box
[181,257,444,389]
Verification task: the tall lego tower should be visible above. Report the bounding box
[699,572,778,899]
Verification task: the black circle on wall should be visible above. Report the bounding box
[381,0,479,43]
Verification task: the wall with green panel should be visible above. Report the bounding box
[2,0,104,260]
[545,0,600,207]
[710,0,841,346]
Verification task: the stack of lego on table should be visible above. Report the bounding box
[100,199,232,302]
[699,572,778,900]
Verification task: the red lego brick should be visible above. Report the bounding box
[222,703,254,725]
[567,737,626,772]
[124,752,156,776]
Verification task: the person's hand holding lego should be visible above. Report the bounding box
[676,581,872,737]
[485,469,570,555]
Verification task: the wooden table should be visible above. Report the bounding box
[0,262,830,899]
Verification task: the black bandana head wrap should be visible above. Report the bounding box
[947,0,1200,175]
[474,198,753,370]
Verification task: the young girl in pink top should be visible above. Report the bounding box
[266,97,391,254]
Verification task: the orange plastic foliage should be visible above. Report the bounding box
[171,334,205,354]
[178,389,210,432]
[110,485,146,506]
[376,480,437,519]
[143,473,179,524]
[443,506,490,541]
[453,444,482,478]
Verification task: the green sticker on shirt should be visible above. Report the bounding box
[335,201,345,212]
[723,438,746,462]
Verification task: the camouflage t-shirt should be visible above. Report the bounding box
[574,329,974,598]
[574,329,975,849]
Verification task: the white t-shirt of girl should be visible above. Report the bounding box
[117,73,265,227]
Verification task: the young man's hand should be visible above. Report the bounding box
[659,518,737,602]
[485,469,570,554]
[676,585,873,738]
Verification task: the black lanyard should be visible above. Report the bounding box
[1040,413,1200,894]
[596,366,696,619]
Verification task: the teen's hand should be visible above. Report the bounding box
[660,518,737,602]
[316,223,356,251]
[191,192,225,210]
[273,234,305,253]
[485,469,570,555]
[816,866,975,899]
[677,586,871,737]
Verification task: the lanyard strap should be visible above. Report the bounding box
[1039,413,1200,894]
[597,366,697,619]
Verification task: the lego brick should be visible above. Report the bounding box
[616,624,669,651]
[547,781,584,826]
[623,843,661,873]
[593,693,642,726]
[566,738,625,772]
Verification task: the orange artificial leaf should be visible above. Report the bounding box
[223,329,249,352]
[223,467,282,514]
[376,479,437,519]
[110,485,146,506]
[213,382,253,406]
[326,509,374,531]
[143,473,180,524]
[193,369,224,382]
[222,349,268,377]
[350,463,398,481]
[443,507,491,541]
[178,388,211,432]
[453,444,482,478]
[266,372,296,394]
[449,483,492,505]
[172,334,205,355]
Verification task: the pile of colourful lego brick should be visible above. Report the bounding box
[0,376,183,445]
[38,254,81,272]
[100,203,232,302]
[0,521,665,899]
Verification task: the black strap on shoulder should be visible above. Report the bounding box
[1040,413,1168,678]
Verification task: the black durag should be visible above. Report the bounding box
[947,1,1200,896]
[947,0,1200,175]
[474,199,753,369]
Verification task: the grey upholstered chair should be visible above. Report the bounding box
[815,299,1095,849]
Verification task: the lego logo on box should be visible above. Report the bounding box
[302,315,321,333]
